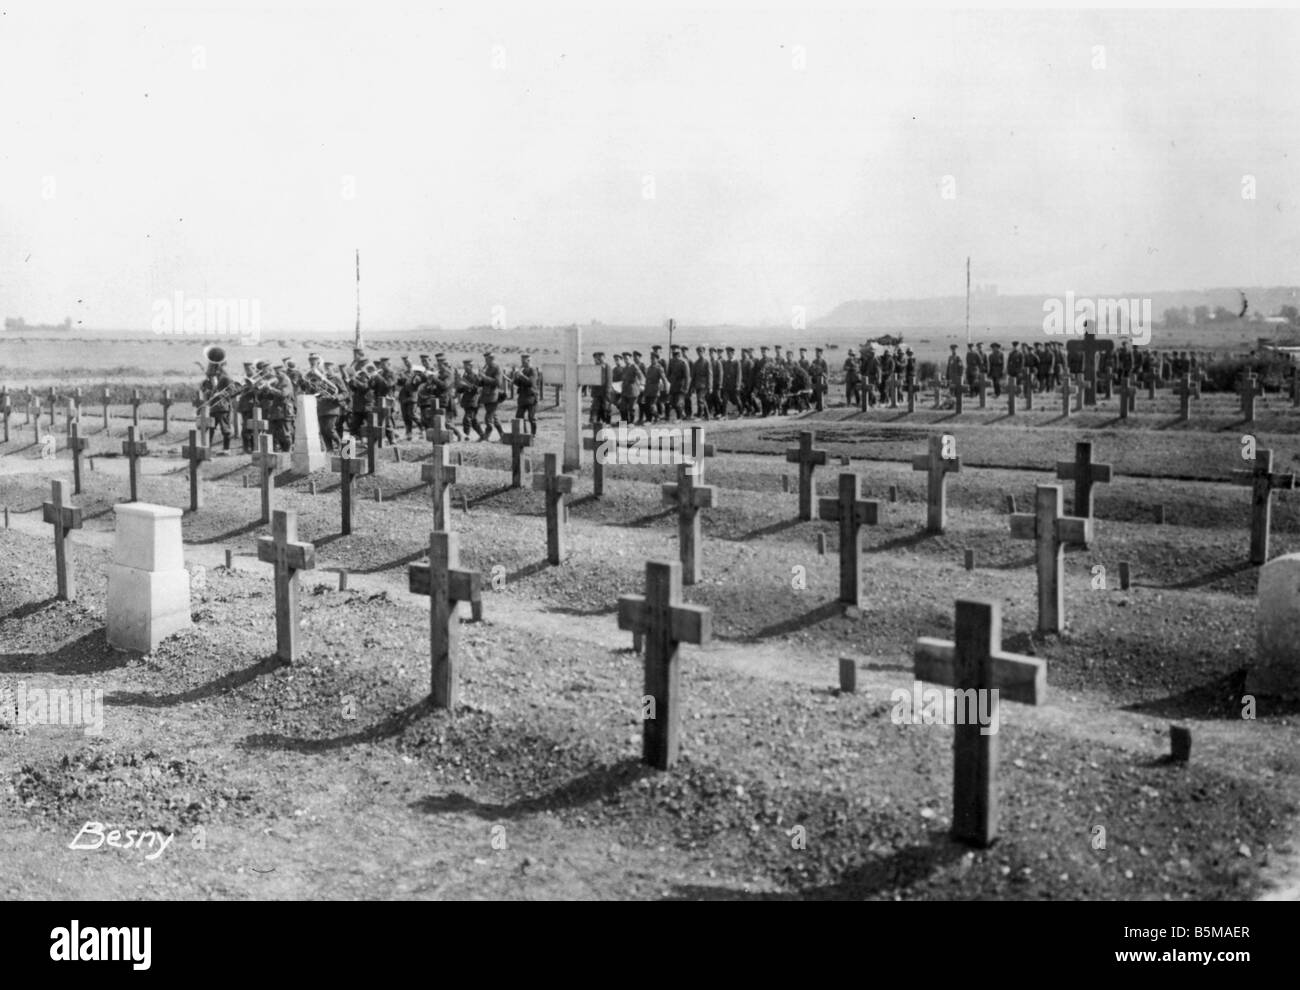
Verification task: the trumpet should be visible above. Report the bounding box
[305,366,340,396]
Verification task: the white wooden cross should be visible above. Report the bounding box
[539,324,606,472]
[532,452,575,565]
[662,461,718,585]
[818,473,881,608]
[252,433,287,525]
[422,446,458,531]
[915,598,1046,847]
[911,434,961,533]
[500,418,534,488]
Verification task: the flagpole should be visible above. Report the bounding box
[354,248,362,350]
[965,256,971,346]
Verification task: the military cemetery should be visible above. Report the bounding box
[0,5,1297,921]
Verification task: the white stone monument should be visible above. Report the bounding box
[1253,553,1300,699]
[291,393,328,473]
[106,503,192,652]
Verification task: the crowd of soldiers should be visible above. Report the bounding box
[194,348,543,454]
[843,339,1210,405]
[190,337,1218,454]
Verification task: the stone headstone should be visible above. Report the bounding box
[106,503,192,652]
[1252,553,1300,699]
[291,394,328,473]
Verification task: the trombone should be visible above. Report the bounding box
[305,366,341,397]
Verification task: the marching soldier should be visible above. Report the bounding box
[512,353,540,435]
[265,365,297,452]
[810,347,829,411]
[372,356,398,444]
[480,351,506,440]
[347,362,375,440]
[642,351,666,424]
[667,345,689,421]
[303,352,343,453]
[691,346,712,419]
[397,357,423,440]
[196,360,234,451]
[945,345,964,400]
[721,346,742,417]
[457,358,488,440]
[879,347,896,406]
[987,343,1004,398]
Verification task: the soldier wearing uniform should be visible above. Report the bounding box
[642,351,666,424]
[720,346,742,417]
[457,358,488,440]
[479,352,506,440]
[690,346,712,420]
[264,366,297,453]
[809,347,829,411]
[196,361,234,451]
[667,346,689,421]
[512,353,540,435]
[303,352,343,452]
[397,358,424,440]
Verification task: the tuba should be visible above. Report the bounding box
[203,344,227,377]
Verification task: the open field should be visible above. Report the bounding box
[2,341,1298,900]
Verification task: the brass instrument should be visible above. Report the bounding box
[305,365,340,396]
[202,344,227,377]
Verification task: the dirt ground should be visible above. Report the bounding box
[1,391,1297,900]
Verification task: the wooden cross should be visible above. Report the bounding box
[101,387,112,432]
[1020,372,1033,410]
[662,461,718,585]
[911,434,961,533]
[65,421,87,494]
[1231,447,1295,565]
[331,447,368,535]
[785,430,828,521]
[582,422,611,496]
[1236,374,1265,422]
[950,380,964,415]
[617,559,713,770]
[887,373,900,408]
[1054,440,1111,520]
[424,412,453,446]
[1173,374,1199,421]
[817,473,881,607]
[160,388,173,434]
[904,378,919,413]
[181,428,209,512]
[0,391,9,443]
[251,433,287,525]
[63,396,77,436]
[1009,484,1093,633]
[31,400,42,444]
[931,381,943,408]
[194,403,214,437]
[121,424,149,502]
[42,479,83,601]
[257,509,316,662]
[46,387,57,429]
[408,530,483,708]
[1007,384,1017,416]
[422,445,458,531]
[539,324,607,472]
[500,418,534,488]
[1118,376,1136,419]
[130,388,142,426]
[247,414,269,443]
[975,373,989,409]
[362,411,385,474]
[532,452,575,565]
[914,598,1047,847]
[1058,376,1073,417]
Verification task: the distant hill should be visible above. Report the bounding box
[816,287,1300,329]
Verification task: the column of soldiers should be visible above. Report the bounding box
[193,348,542,456]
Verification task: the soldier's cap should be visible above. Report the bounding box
[949,344,958,350]
[285,360,297,369]
[255,360,270,370]
[633,350,642,358]
[905,348,913,354]
[378,356,390,363]
[520,353,531,360]
[1012,340,1019,346]
[814,347,823,352]
[324,361,336,369]
[725,346,735,352]
[483,352,495,360]
[308,352,321,361]
[991,343,1000,349]
[435,353,446,360]
[593,351,605,358]
[462,358,473,364]
[799,347,808,353]
[696,346,706,352]
[760,346,770,352]
[419,354,431,361]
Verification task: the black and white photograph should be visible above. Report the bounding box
[0,0,1294,937]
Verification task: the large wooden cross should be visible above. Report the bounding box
[422,445,458,531]
[31,399,42,444]
[1058,376,1073,417]
[363,412,385,475]
[424,412,454,446]
[532,452,575,565]
[63,396,78,437]
[409,530,483,708]
[121,424,149,503]
[1054,440,1111,520]
[539,324,606,472]
[818,473,881,608]
[101,387,112,432]
[252,433,287,525]
[1173,374,1199,421]
[257,509,316,662]
[130,388,143,427]
[68,421,88,494]
[617,559,713,770]
[1118,376,1136,419]
[500,418,534,488]
[181,428,209,512]
[785,430,828,521]
[1009,484,1093,633]
[42,479,83,601]
[331,445,367,535]
[247,413,269,443]
[160,387,174,434]
[46,386,57,429]
[194,402,215,438]
[911,434,961,533]
[914,598,1047,847]
[1232,447,1295,565]
[662,461,718,585]
[1236,374,1265,423]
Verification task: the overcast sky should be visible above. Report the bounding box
[2,3,1298,331]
